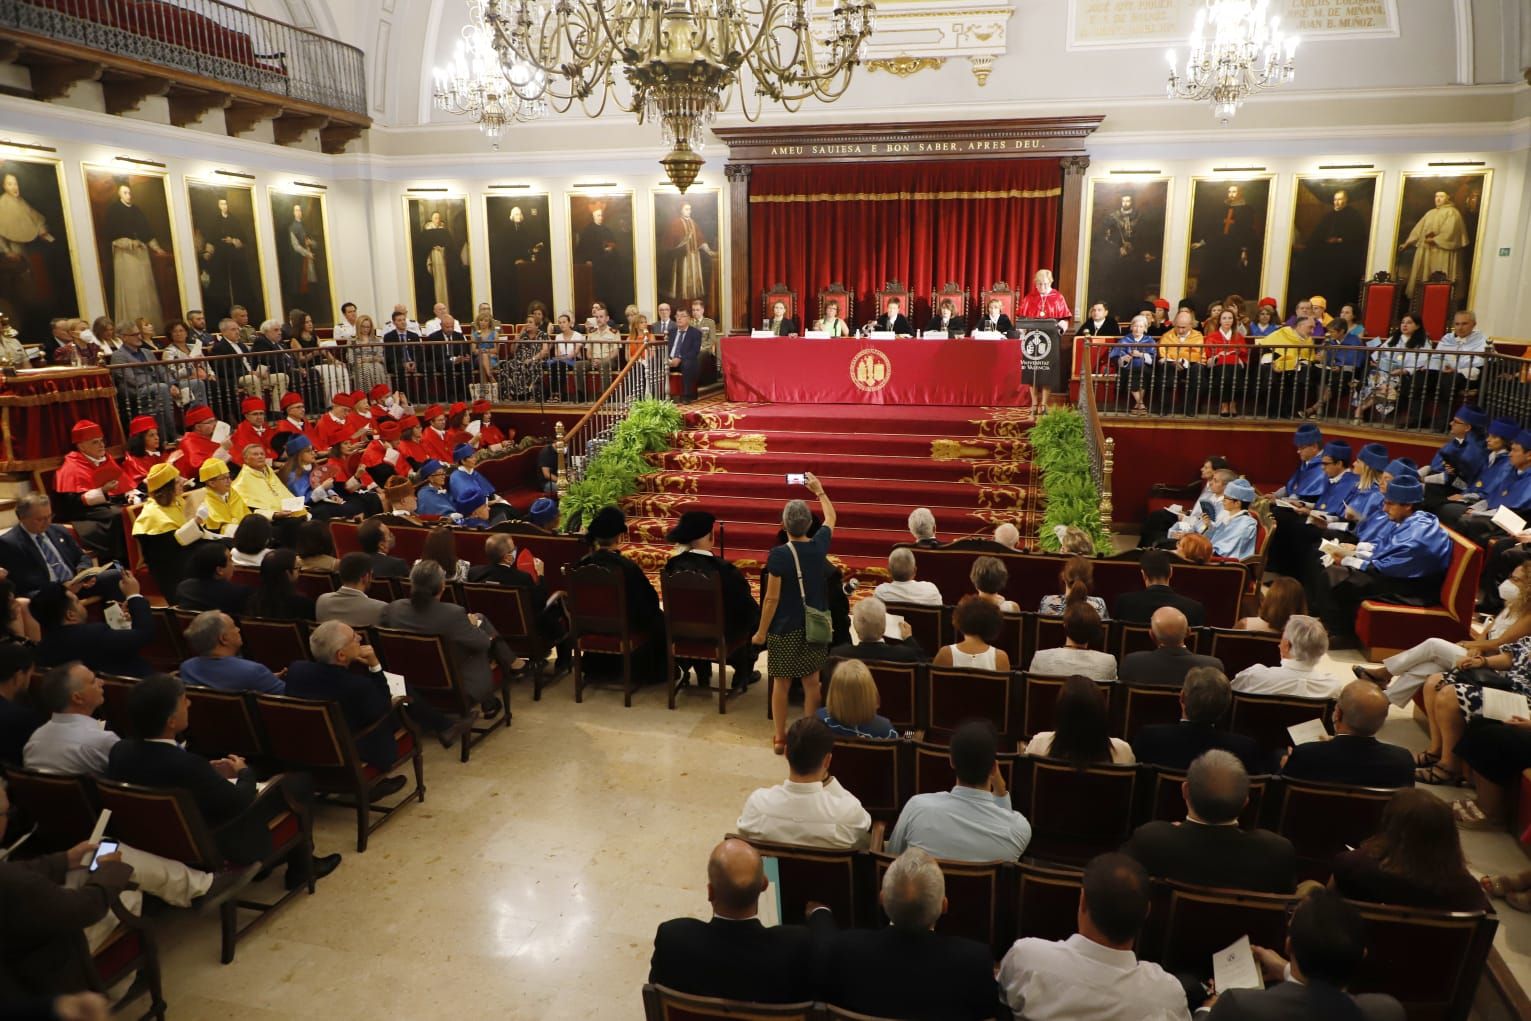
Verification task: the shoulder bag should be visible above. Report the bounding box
[786,540,832,645]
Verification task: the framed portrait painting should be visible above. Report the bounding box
[1286,174,1378,312]
[568,192,636,319]
[1392,171,1491,307]
[0,155,82,346]
[485,193,552,324]
[1083,177,1167,321]
[186,177,267,324]
[652,189,720,314]
[1182,176,1273,314]
[268,189,335,328]
[404,196,472,321]
[82,165,184,330]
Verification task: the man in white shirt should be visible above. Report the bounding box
[736,717,870,849]
[332,301,359,342]
[998,852,1190,1020]
[1431,310,1486,381]
[23,661,119,774]
[420,301,448,338]
[872,548,943,607]
[886,720,1031,861]
[1231,615,1345,699]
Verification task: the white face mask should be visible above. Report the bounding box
[1499,579,1519,601]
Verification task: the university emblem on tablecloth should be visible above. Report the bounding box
[849,348,892,392]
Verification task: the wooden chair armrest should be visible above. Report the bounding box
[353,709,398,742]
[868,820,887,853]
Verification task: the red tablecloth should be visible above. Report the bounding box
[722,338,1026,406]
[0,367,124,472]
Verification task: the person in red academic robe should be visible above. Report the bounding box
[121,415,166,491]
[52,420,132,561]
[228,397,277,467]
[173,404,228,479]
[347,390,375,438]
[471,399,510,452]
[444,402,476,450]
[396,415,429,471]
[420,404,454,462]
[360,417,403,471]
[1016,268,1073,415]
[313,392,358,450]
[272,391,312,442]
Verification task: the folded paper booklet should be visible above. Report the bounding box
[1287,718,1330,745]
[1479,687,1530,723]
[1492,506,1527,535]
[1326,520,1352,532]
[280,496,307,514]
[211,421,232,445]
[385,671,407,699]
[884,613,905,641]
[1165,504,1185,517]
[1213,935,1264,992]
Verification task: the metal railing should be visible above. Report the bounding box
[99,337,661,439]
[1079,338,1508,434]
[0,0,366,115]
[554,341,670,497]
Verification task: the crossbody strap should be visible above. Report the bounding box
[785,540,808,603]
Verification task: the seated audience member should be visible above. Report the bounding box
[1056,525,1097,557]
[1231,615,1343,698]
[30,575,156,678]
[244,549,317,622]
[998,852,1190,1021]
[50,419,132,564]
[0,580,40,648]
[197,458,250,537]
[0,643,42,765]
[813,847,998,1020]
[468,533,570,661]
[1123,750,1297,893]
[576,507,668,683]
[1138,455,1231,548]
[1237,576,1307,633]
[131,463,220,596]
[178,611,285,694]
[23,662,119,774]
[828,597,923,663]
[1029,602,1117,680]
[1040,555,1109,619]
[662,511,759,691]
[0,493,122,600]
[1118,607,1224,687]
[357,517,411,579]
[1413,633,1531,786]
[231,442,308,522]
[993,522,1021,551]
[417,524,470,582]
[1204,890,1405,1020]
[1449,716,1531,831]
[230,513,273,567]
[1282,680,1411,787]
[295,520,339,573]
[381,475,422,521]
[283,621,409,794]
[382,560,514,718]
[908,507,939,547]
[872,547,942,607]
[1175,532,1213,565]
[174,543,252,617]
[886,720,1032,861]
[816,660,897,739]
[317,552,390,628]
[1026,675,1134,764]
[1132,667,1266,773]
[735,716,871,849]
[648,838,817,1003]
[448,445,515,526]
[936,595,1012,672]
[107,674,341,884]
[1329,789,1487,912]
[1111,549,1207,628]
[971,556,1020,613]
[1206,478,1260,560]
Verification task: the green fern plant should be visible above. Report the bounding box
[558,398,684,532]
[1032,407,1113,553]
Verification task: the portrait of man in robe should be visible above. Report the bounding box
[188,180,266,324]
[569,193,636,318]
[84,167,183,329]
[1084,178,1166,321]
[486,194,553,324]
[1184,177,1270,313]
[1394,172,1489,303]
[654,190,719,313]
[1287,175,1376,312]
[406,197,472,319]
[0,158,80,346]
[269,190,335,327]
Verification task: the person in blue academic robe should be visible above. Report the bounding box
[1272,422,1327,501]
[1457,431,1531,544]
[414,460,462,521]
[1267,431,1346,578]
[447,444,515,526]
[1441,417,1517,528]
[1422,405,1488,509]
[1207,478,1259,560]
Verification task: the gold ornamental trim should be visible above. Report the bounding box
[753,188,1063,204]
[866,55,945,77]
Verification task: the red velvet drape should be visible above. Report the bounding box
[748,160,1062,326]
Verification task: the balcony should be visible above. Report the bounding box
[0,0,368,152]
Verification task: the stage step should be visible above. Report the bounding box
[644,448,1034,485]
[672,429,1027,460]
[683,402,1034,438]
[624,493,1029,535]
[635,470,1028,509]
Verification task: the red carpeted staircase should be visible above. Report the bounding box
[618,399,1038,579]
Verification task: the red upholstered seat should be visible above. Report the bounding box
[1355,528,1480,657]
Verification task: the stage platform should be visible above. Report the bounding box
[721,337,1030,406]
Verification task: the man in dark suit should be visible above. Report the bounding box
[0,644,41,766]
[1118,607,1223,687]
[922,299,967,339]
[0,494,122,601]
[424,313,473,398]
[810,846,997,1018]
[1281,680,1413,788]
[575,507,668,683]
[356,518,411,580]
[206,316,258,417]
[651,302,679,345]
[1205,890,1405,1020]
[874,298,913,337]
[666,308,704,402]
[106,674,341,886]
[381,560,516,718]
[173,542,252,617]
[381,309,420,381]
[829,597,925,663]
[1132,667,1268,774]
[1111,549,1207,628]
[1122,749,1297,894]
[466,532,570,667]
[30,574,157,678]
[649,837,817,1003]
[663,511,760,692]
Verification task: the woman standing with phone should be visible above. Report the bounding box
[753,473,837,754]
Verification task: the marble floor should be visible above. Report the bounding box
[139,647,1531,1020]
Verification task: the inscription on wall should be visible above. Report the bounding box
[1067,0,1398,49]
[768,138,1046,157]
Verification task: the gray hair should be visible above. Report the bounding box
[881,847,945,930]
[908,508,936,540]
[409,559,447,604]
[782,499,813,538]
[218,318,238,332]
[15,493,50,520]
[115,319,138,337]
[888,547,917,582]
[308,620,354,664]
[993,523,1020,550]
[1181,667,1231,725]
[970,556,1008,595]
[1186,749,1249,824]
[852,596,887,643]
[1337,679,1389,737]
[484,532,515,563]
[259,319,284,333]
[185,611,230,657]
[1283,614,1328,664]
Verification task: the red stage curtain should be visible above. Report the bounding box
[748,160,1062,326]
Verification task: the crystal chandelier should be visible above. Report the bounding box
[432,3,548,139]
[1165,0,1298,122]
[473,0,876,191]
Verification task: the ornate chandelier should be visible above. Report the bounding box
[472,0,876,191]
[432,4,548,140]
[1165,0,1298,122]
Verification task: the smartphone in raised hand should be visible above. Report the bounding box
[785,473,806,486]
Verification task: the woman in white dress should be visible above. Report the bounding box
[347,313,388,394]
[934,595,1011,673]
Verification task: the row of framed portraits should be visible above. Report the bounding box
[1084,170,1492,320]
[0,153,721,342]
